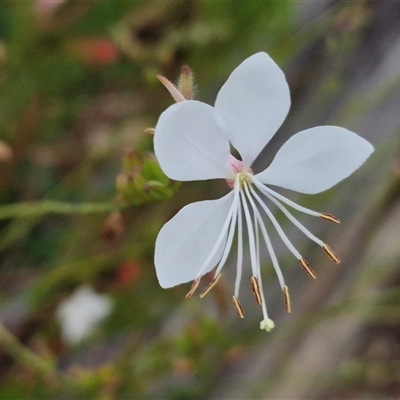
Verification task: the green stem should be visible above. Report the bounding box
[0,201,123,220]
[0,321,57,380]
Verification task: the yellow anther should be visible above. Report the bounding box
[185,277,201,299]
[232,296,245,318]
[283,285,291,313]
[299,258,317,279]
[199,273,222,298]
[323,244,341,264]
[320,213,340,224]
[250,276,262,305]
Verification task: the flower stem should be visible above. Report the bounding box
[0,321,57,380]
[0,201,123,220]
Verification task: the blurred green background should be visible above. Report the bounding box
[0,1,399,399]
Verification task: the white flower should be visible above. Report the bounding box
[153,52,373,331]
[57,286,112,345]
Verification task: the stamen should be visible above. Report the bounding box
[254,211,260,268]
[323,244,341,264]
[283,285,291,313]
[195,184,240,278]
[320,213,340,224]
[232,296,245,318]
[234,202,243,298]
[185,277,201,299]
[242,183,278,323]
[261,189,324,247]
[242,188,285,289]
[299,258,316,279]
[253,175,341,228]
[251,276,262,305]
[248,185,302,260]
[239,189,258,278]
[199,273,222,298]
[213,197,239,278]
[251,178,321,217]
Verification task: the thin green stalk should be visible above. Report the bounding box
[0,321,56,380]
[0,200,123,220]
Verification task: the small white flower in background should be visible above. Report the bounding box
[57,286,112,345]
[153,52,374,331]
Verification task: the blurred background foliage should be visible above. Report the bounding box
[0,0,399,399]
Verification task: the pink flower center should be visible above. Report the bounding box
[227,155,253,188]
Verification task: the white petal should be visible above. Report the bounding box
[214,52,290,166]
[155,192,235,288]
[154,100,232,181]
[256,126,374,194]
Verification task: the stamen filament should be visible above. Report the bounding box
[232,296,245,318]
[234,202,244,297]
[199,273,222,298]
[213,195,239,277]
[239,189,258,278]
[254,206,260,268]
[299,258,316,279]
[242,182,274,321]
[249,185,302,260]
[251,178,321,217]
[195,181,240,279]
[323,244,341,264]
[242,184,285,289]
[256,178,340,224]
[262,190,324,246]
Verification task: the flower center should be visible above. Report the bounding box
[237,171,252,186]
[227,155,253,188]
